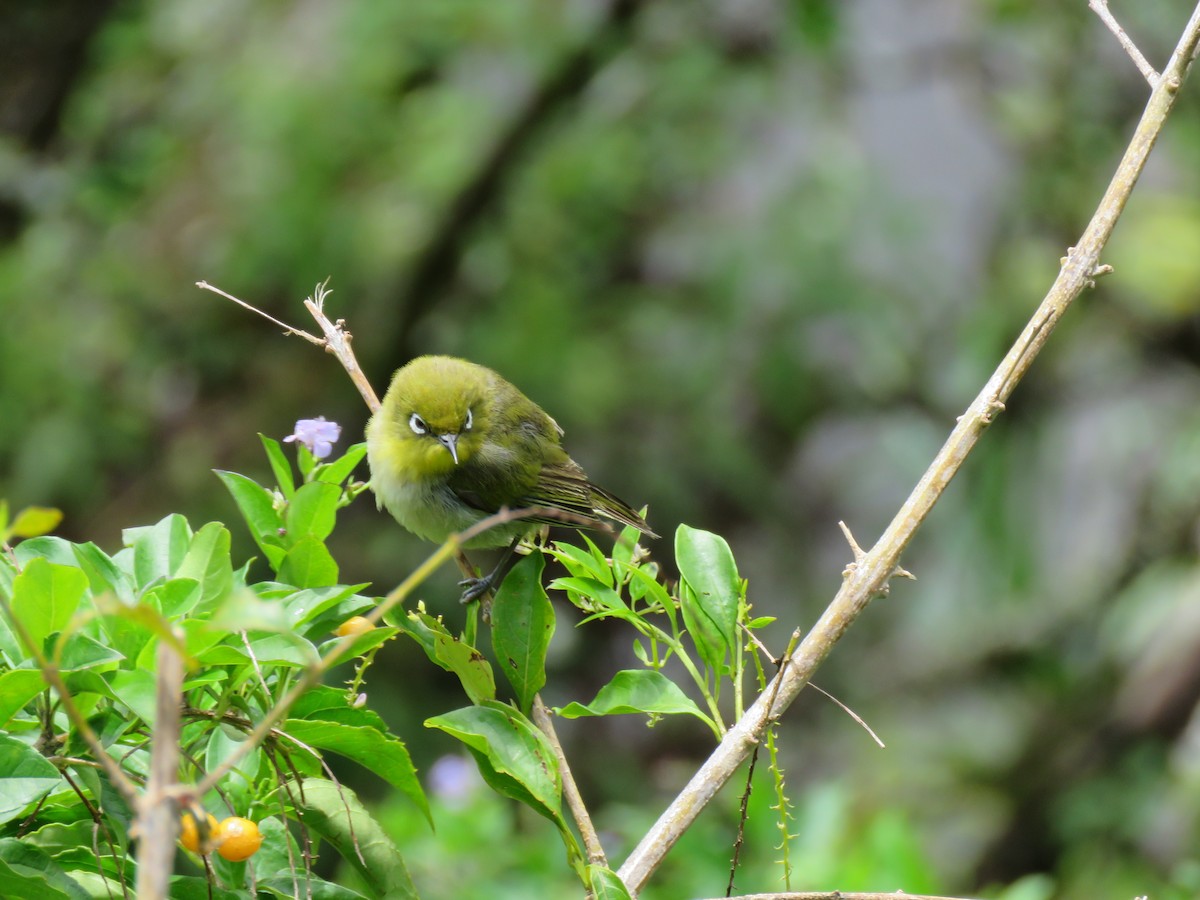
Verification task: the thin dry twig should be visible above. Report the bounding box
[196,280,324,345]
[617,4,1200,893]
[806,682,886,750]
[303,280,380,412]
[1090,0,1160,85]
[196,280,380,412]
[532,696,607,868]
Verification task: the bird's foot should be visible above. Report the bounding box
[459,574,496,605]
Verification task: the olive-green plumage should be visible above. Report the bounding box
[366,356,656,550]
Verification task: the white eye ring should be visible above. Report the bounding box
[464,408,473,431]
[409,413,428,435]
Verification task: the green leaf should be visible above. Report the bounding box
[400,609,496,704]
[291,778,418,900]
[8,507,63,541]
[425,702,563,828]
[11,537,76,568]
[297,441,316,477]
[71,543,135,605]
[260,434,296,500]
[63,671,120,705]
[176,522,234,613]
[142,577,201,618]
[289,685,389,730]
[178,618,227,665]
[10,558,88,652]
[22,817,128,865]
[108,669,158,727]
[550,576,628,615]
[0,671,47,728]
[675,525,741,672]
[215,470,286,567]
[0,736,63,826]
[311,442,368,486]
[589,865,634,900]
[317,626,398,667]
[202,633,318,668]
[611,522,642,568]
[160,876,245,900]
[547,541,612,585]
[257,876,370,900]
[210,589,292,633]
[0,839,88,899]
[95,593,193,669]
[56,632,123,673]
[128,514,193,587]
[491,553,554,713]
[283,584,369,628]
[278,537,339,588]
[205,727,259,812]
[286,481,341,544]
[282,720,430,825]
[557,669,712,726]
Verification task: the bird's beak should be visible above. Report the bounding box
[437,433,460,464]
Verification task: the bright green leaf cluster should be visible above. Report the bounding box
[1,431,777,899]
[548,522,772,739]
[0,439,422,898]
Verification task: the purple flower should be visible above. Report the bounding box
[427,754,480,804]
[284,416,341,460]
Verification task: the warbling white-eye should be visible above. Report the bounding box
[366,355,657,600]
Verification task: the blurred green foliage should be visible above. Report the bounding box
[4,0,1200,897]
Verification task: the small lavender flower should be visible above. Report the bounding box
[284,416,341,460]
[427,754,480,805]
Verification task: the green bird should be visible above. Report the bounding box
[366,355,656,600]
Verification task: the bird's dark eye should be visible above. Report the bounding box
[409,413,428,435]
[464,408,473,431]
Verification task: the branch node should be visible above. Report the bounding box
[979,399,1006,425]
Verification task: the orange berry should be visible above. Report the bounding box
[215,816,263,862]
[179,811,218,854]
[335,615,375,637]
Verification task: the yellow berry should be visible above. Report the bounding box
[335,615,375,637]
[215,816,263,862]
[179,811,218,854]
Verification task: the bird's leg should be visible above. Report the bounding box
[459,538,521,604]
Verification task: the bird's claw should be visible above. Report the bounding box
[458,575,494,605]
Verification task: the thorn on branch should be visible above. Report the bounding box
[838,520,866,577]
[1084,262,1115,289]
[837,521,915,595]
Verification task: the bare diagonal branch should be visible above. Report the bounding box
[616,3,1200,894]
